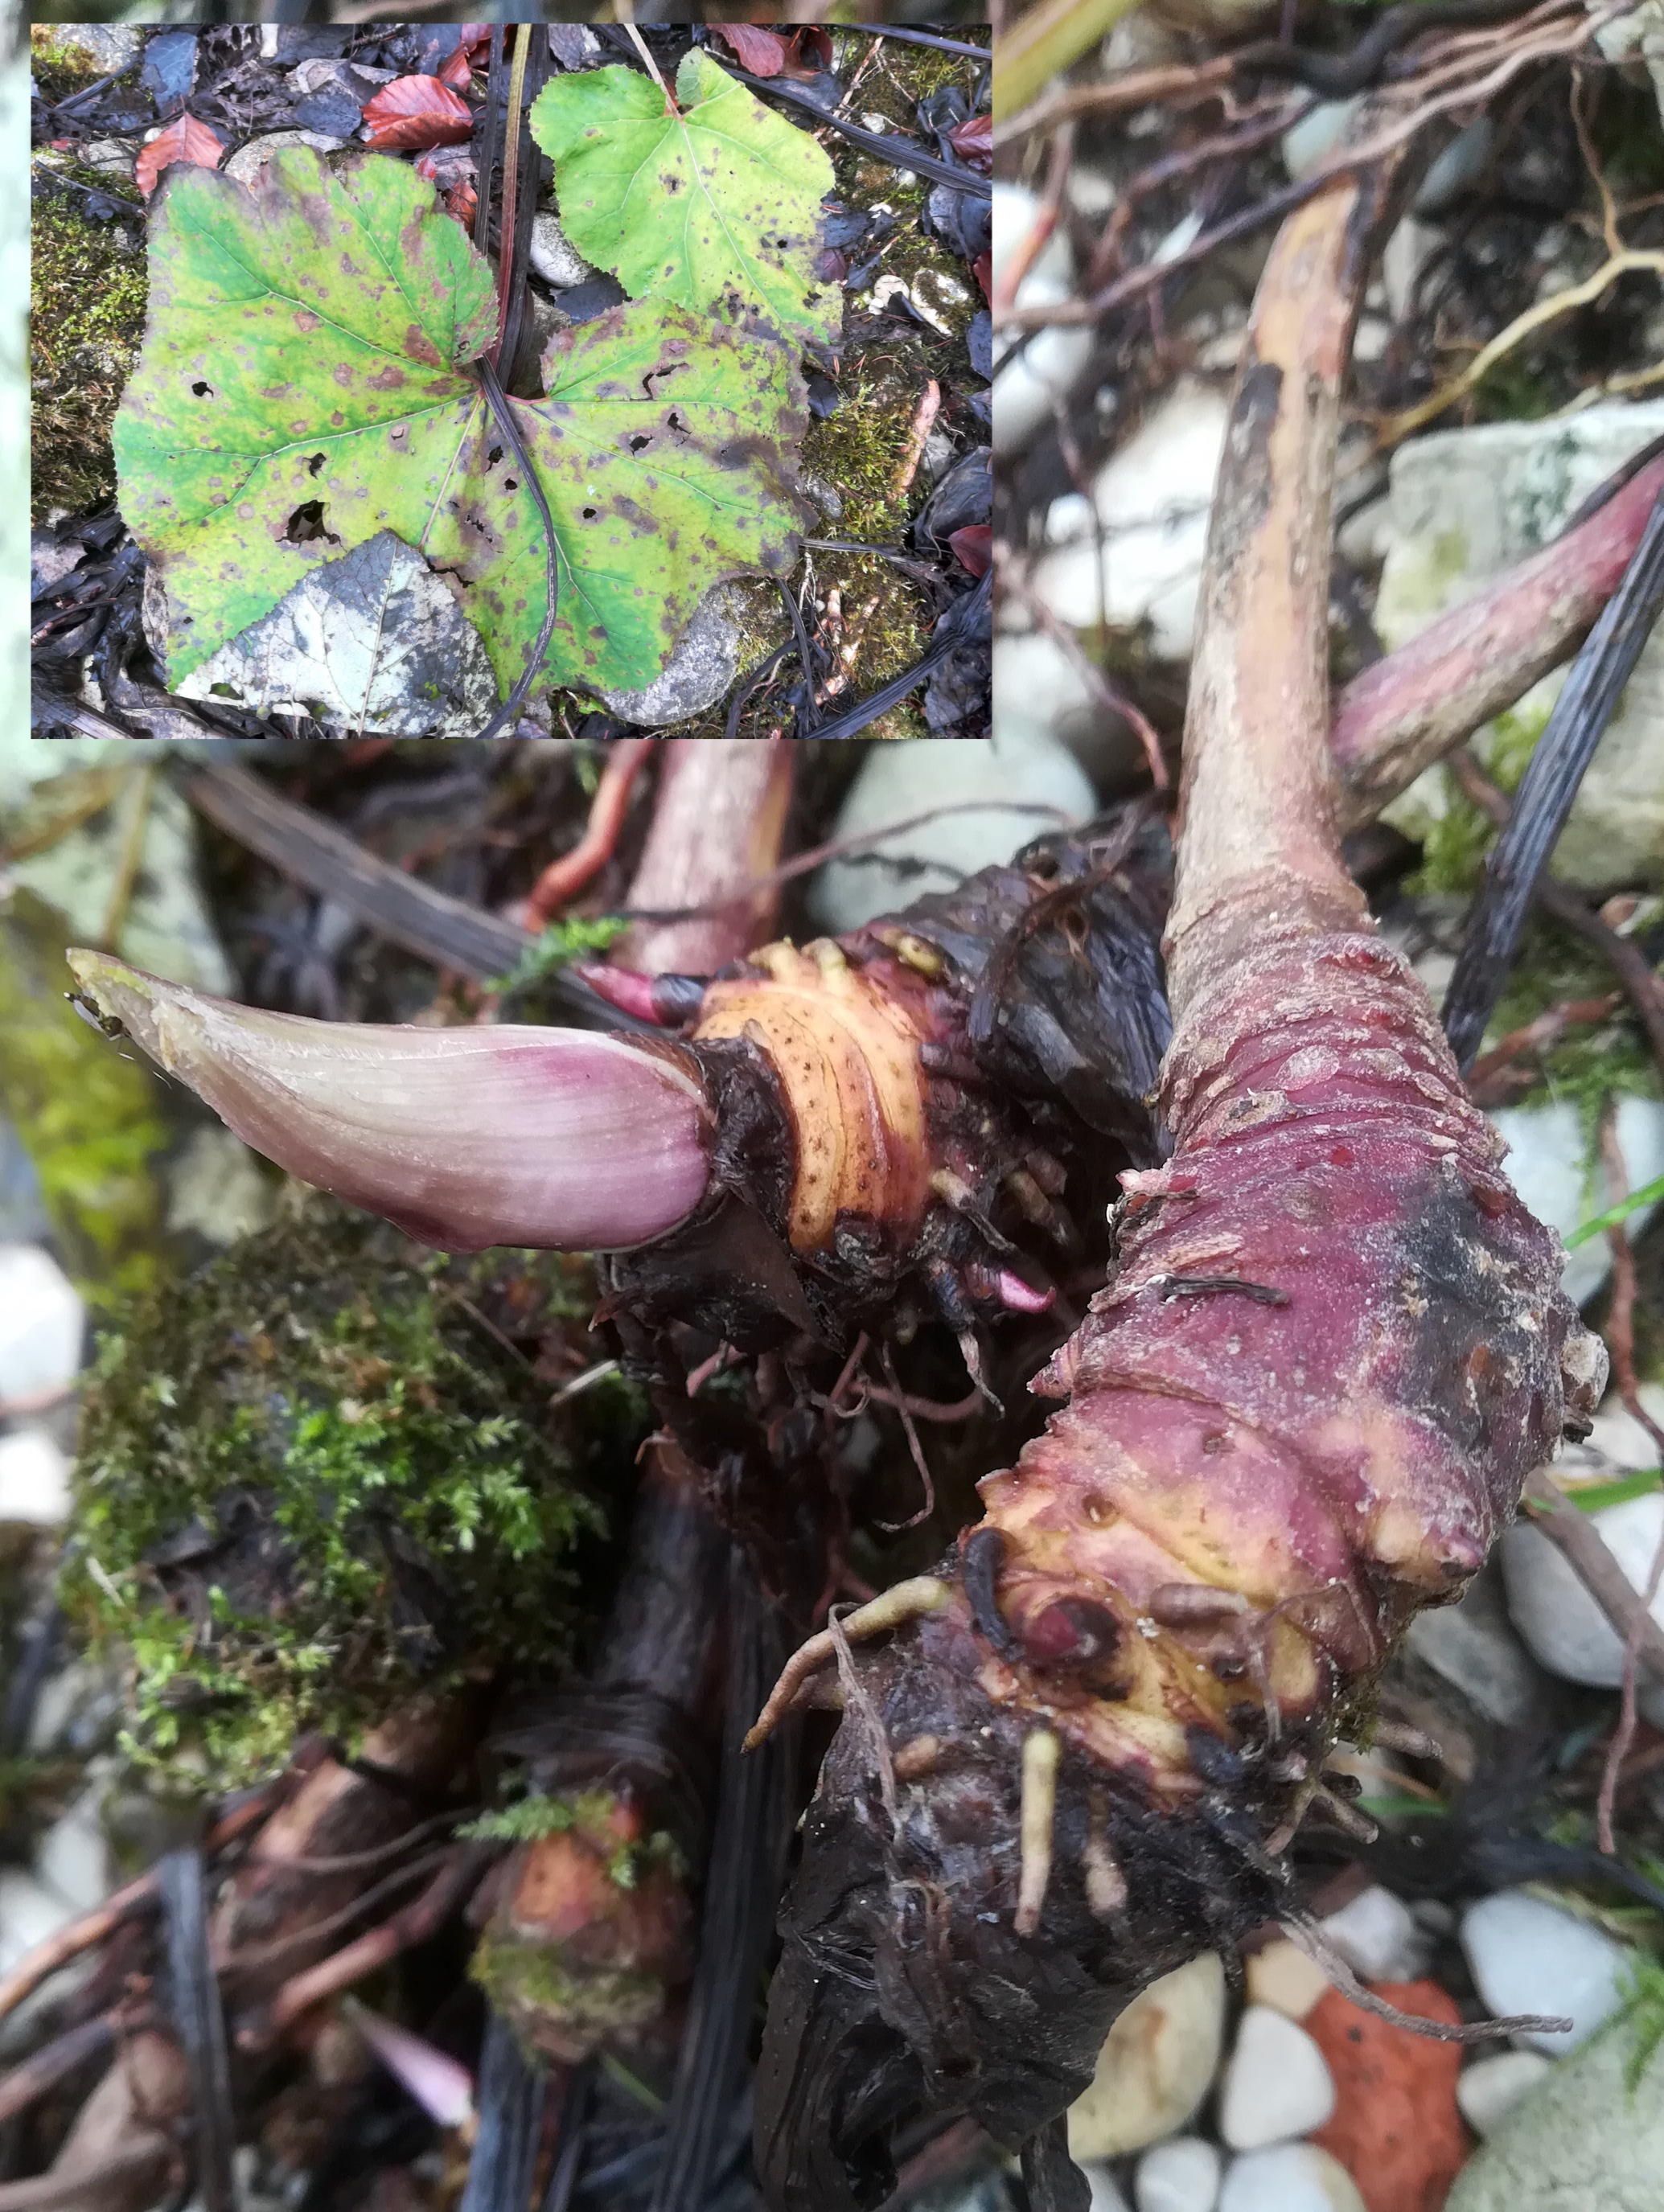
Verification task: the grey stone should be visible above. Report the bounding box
[599,585,743,727]
[810,735,1095,935]
[293,89,364,139]
[1403,1554,1551,1731]
[1445,2004,1664,2210]
[1488,1096,1664,1306]
[60,26,144,77]
[1461,1890,1630,2055]
[224,130,349,186]
[6,760,232,994]
[172,530,502,739]
[1377,403,1664,890]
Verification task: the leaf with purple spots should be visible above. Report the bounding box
[113,146,811,702]
[529,50,840,352]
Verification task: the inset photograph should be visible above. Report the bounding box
[30,18,990,743]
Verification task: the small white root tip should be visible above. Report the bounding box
[742,1576,954,1752]
[1014,1727,1061,1938]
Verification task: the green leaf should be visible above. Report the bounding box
[113,147,810,701]
[1566,1171,1664,1248]
[529,50,840,351]
[1567,1471,1663,1512]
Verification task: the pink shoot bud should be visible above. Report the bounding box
[64,952,713,1254]
[342,1998,475,2132]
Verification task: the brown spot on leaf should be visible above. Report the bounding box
[405,325,443,368]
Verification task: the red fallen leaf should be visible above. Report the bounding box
[972,251,992,303]
[362,76,473,154]
[948,113,992,166]
[709,25,791,76]
[947,525,992,578]
[438,47,475,92]
[135,113,224,199]
[413,146,478,228]
[813,247,848,283]
[777,27,836,80]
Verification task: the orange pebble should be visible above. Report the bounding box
[1305,1978,1468,2212]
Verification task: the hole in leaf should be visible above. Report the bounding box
[191,380,213,397]
[628,434,651,453]
[281,500,339,547]
[666,410,685,433]
[581,507,598,520]
[503,477,518,491]
[306,453,327,477]
[487,445,503,466]
[208,681,241,699]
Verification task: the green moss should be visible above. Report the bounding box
[1406,698,1551,900]
[31,183,148,522]
[1482,916,1659,1130]
[30,30,101,104]
[0,887,169,1303]
[66,1201,635,1790]
[470,1931,669,2047]
[463,1789,684,1886]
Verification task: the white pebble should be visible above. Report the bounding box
[1031,383,1228,659]
[1136,2135,1222,2212]
[1585,1383,1664,1472]
[1500,1494,1664,1732]
[0,1870,76,1974]
[1316,1886,1427,1984]
[1455,2048,1554,2138]
[1218,2005,1336,2151]
[1243,1938,1331,2021]
[1460,1890,1629,2054]
[992,184,1091,455]
[1082,2168,1133,2212]
[0,1243,83,1402]
[1069,1955,1228,2161]
[0,1428,72,1528]
[808,737,1094,937]
[35,1788,113,1917]
[528,211,596,291]
[1281,99,1362,182]
[1489,1095,1664,1306]
[1218,2144,1365,2212]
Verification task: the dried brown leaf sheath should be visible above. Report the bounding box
[753,129,1606,2209]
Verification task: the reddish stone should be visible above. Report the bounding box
[1306,1978,1468,2212]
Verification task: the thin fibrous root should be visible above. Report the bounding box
[1280,1914,1572,2044]
[1360,1720,1444,1763]
[742,1578,954,1752]
[1081,1792,1127,1919]
[1305,1781,1378,1844]
[1013,1728,1061,1938]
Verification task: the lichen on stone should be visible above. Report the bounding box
[66,1197,636,1789]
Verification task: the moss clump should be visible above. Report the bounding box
[30,30,101,105]
[0,886,169,1304]
[1407,699,1551,900]
[67,1200,635,1789]
[31,184,148,522]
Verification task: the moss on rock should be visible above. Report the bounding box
[31,180,147,523]
[67,1200,636,1789]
